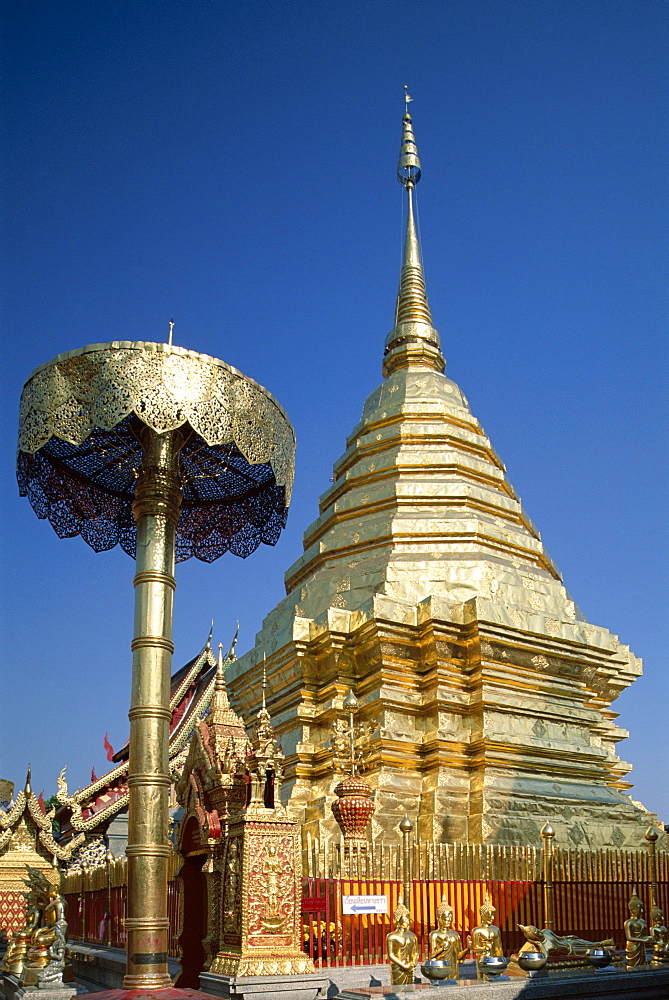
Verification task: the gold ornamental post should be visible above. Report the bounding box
[399,814,413,909]
[645,826,659,907]
[17,340,295,995]
[124,427,183,988]
[540,821,556,930]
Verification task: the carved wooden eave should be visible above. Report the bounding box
[0,773,83,863]
[0,770,80,937]
[55,642,219,841]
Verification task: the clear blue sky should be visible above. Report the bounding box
[1,1,667,828]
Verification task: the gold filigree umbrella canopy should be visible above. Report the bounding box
[17,340,295,990]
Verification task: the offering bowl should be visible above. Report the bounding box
[585,948,614,970]
[478,955,509,979]
[517,951,548,972]
[420,960,456,984]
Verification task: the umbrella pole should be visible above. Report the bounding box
[124,427,182,990]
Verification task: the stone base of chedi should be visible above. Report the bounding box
[228,563,658,849]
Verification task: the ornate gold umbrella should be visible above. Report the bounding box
[17,339,295,992]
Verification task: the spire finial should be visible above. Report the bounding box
[397,89,421,188]
[225,621,240,662]
[208,641,231,723]
[168,318,174,346]
[383,92,444,378]
[214,642,227,691]
[262,653,267,711]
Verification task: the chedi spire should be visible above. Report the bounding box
[383,88,444,378]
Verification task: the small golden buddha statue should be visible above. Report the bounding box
[1,901,41,978]
[649,905,669,965]
[26,888,67,969]
[428,897,467,979]
[624,891,653,967]
[386,901,418,986]
[467,893,503,979]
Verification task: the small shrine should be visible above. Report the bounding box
[0,769,76,939]
[174,643,251,985]
[175,650,324,996]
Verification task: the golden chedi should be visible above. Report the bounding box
[226,94,662,851]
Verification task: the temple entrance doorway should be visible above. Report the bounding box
[175,817,207,988]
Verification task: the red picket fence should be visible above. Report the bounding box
[63,874,667,967]
[301,878,542,967]
[63,882,180,956]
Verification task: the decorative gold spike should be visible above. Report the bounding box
[383,91,444,377]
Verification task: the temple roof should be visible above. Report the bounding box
[55,634,235,839]
[0,766,82,863]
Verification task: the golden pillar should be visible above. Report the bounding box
[645,826,659,908]
[124,428,183,989]
[400,815,413,909]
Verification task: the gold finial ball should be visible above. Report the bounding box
[399,814,414,834]
[540,821,555,839]
[645,826,659,842]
